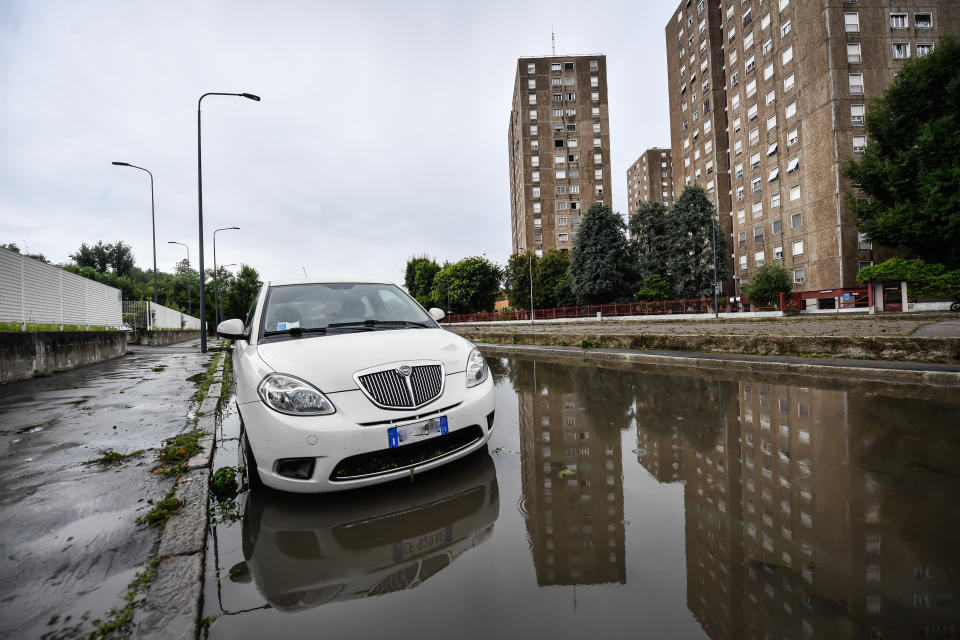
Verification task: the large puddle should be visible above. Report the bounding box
[203,356,960,639]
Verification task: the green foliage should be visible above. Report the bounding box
[221,264,262,322]
[534,250,576,308]
[742,263,793,306]
[634,274,674,301]
[569,202,635,304]
[91,449,145,466]
[843,35,960,268]
[629,201,672,283]
[70,240,135,276]
[430,256,502,314]
[136,489,182,526]
[669,185,729,298]
[1,242,49,262]
[211,466,240,499]
[856,258,960,299]
[503,252,537,310]
[404,255,441,308]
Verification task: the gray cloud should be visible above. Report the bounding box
[0,0,672,285]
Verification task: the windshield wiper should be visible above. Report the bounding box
[326,320,431,329]
[262,326,327,337]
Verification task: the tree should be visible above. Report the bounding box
[403,255,440,308]
[503,252,537,310]
[534,250,576,308]
[569,202,635,304]
[223,265,263,321]
[629,201,673,283]
[742,263,793,306]
[669,185,728,298]
[70,240,136,275]
[857,258,960,299]
[843,35,960,268]
[634,274,674,301]
[1,242,49,263]
[430,256,502,314]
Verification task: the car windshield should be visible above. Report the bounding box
[260,283,436,339]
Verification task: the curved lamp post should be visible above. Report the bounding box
[167,241,191,315]
[213,226,240,326]
[216,262,237,324]
[111,161,157,303]
[197,92,259,352]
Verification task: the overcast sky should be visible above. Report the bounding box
[0,0,673,285]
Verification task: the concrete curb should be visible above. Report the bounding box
[134,347,226,639]
[477,343,960,387]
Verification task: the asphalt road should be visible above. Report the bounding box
[0,339,209,639]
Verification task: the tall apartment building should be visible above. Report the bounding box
[666,0,959,297]
[626,147,674,219]
[508,55,613,257]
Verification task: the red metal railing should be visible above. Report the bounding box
[779,288,870,312]
[442,297,773,324]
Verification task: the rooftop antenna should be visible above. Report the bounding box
[551,26,556,55]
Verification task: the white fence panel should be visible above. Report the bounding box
[121,300,200,330]
[0,246,123,328]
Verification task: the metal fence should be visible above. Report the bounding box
[0,246,123,329]
[122,301,201,330]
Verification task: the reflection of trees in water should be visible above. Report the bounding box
[486,357,513,385]
[634,374,733,452]
[571,366,634,441]
[852,394,960,569]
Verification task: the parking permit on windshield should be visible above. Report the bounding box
[276,321,300,331]
[388,416,448,448]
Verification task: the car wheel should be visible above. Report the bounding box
[241,427,264,491]
[951,301,960,312]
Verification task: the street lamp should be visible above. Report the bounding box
[167,241,192,315]
[217,263,237,321]
[213,226,240,326]
[111,161,158,303]
[712,214,719,318]
[197,91,259,353]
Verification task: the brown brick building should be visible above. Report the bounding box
[509,55,613,257]
[666,0,959,298]
[626,148,674,224]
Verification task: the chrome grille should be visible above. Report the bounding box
[357,364,443,409]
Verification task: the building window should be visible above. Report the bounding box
[590,76,599,87]
[917,43,934,57]
[733,116,742,133]
[738,208,746,224]
[557,201,568,210]
[592,106,600,118]
[556,169,566,179]
[552,93,562,102]
[749,127,760,146]
[735,162,744,178]
[762,37,773,55]
[552,77,563,87]
[769,167,780,182]
[787,157,799,173]
[745,54,756,74]
[570,184,581,194]
[593,137,601,147]
[844,12,859,33]
[594,169,603,179]
[530,124,538,136]
[527,63,536,74]
[752,177,763,194]
[858,232,873,250]
[774,245,783,260]
[790,185,801,201]
[767,114,777,131]
[781,19,791,37]
[772,219,782,234]
[755,250,766,267]
[556,185,567,195]
[768,141,778,156]
[853,135,867,156]
[761,12,770,30]
[784,73,795,91]
[532,171,540,182]
[847,43,862,64]
[533,217,542,228]
[892,43,909,59]
[529,109,538,121]
[528,79,536,90]
[890,13,907,29]
[530,140,539,151]
[591,91,599,103]
[752,200,763,217]
[781,46,793,66]
[533,202,541,213]
[564,61,574,71]
[567,138,578,148]
[792,240,804,256]
[744,31,754,49]
[551,62,561,72]
[566,123,576,132]
[787,128,799,146]
[558,233,569,242]
[793,268,804,284]
[915,13,932,29]
[557,216,567,226]
[791,211,802,228]
[740,255,748,271]
[563,76,575,87]
[766,89,776,106]
[750,152,761,171]
[851,104,865,125]
[589,60,599,72]
[736,185,745,202]
[771,193,781,208]
[785,101,796,119]
[739,231,747,248]
[747,78,757,99]
[532,186,540,198]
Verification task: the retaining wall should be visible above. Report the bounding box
[130,330,201,346]
[0,331,127,383]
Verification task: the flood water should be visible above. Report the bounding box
[203,356,960,640]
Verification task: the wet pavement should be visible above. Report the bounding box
[0,339,210,639]
[203,355,960,640]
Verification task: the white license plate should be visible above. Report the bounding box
[393,525,453,561]
[387,416,448,448]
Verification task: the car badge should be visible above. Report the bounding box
[397,365,412,377]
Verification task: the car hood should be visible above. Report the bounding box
[256,328,475,393]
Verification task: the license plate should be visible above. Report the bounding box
[393,525,453,561]
[388,416,448,448]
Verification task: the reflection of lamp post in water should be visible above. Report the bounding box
[167,241,191,315]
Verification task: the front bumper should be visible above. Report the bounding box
[238,372,495,493]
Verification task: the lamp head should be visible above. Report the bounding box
[240,93,260,101]
[112,161,130,166]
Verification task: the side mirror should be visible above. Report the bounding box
[217,318,248,340]
[428,308,445,322]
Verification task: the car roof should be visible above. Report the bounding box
[266,279,396,287]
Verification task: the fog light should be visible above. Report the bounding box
[276,458,316,480]
[486,411,495,431]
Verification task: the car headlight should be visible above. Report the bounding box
[257,373,336,415]
[465,348,489,388]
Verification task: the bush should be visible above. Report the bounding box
[634,275,673,301]
[857,258,960,299]
[743,263,793,307]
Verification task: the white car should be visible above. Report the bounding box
[217,280,496,493]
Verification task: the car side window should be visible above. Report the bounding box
[243,295,259,337]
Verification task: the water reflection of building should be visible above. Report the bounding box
[518,364,626,586]
[636,378,960,639]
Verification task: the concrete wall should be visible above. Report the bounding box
[0,331,127,384]
[130,330,201,346]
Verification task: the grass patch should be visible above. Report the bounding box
[79,558,160,639]
[219,344,234,404]
[151,364,166,372]
[91,448,145,466]
[579,338,600,349]
[192,352,222,403]
[0,322,115,332]
[211,466,240,499]
[152,430,203,476]
[136,488,182,527]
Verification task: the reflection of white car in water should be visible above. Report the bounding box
[217,280,496,493]
[238,450,499,610]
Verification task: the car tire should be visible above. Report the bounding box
[241,427,264,492]
[951,301,960,312]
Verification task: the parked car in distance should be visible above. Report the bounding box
[217,280,496,493]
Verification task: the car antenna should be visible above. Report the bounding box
[302,266,308,278]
